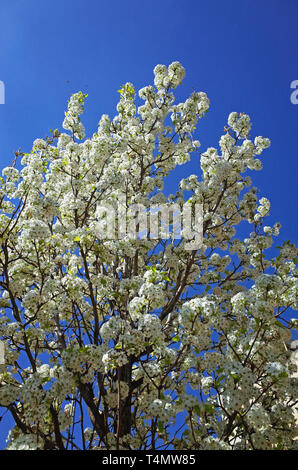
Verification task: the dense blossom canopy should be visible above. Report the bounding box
[0,62,297,450]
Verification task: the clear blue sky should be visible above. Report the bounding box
[0,0,297,448]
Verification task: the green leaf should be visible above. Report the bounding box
[157,422,164,433]
[204,404,215,414]
[172,335,180,343]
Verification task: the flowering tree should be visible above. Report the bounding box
[0,62,297,450]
